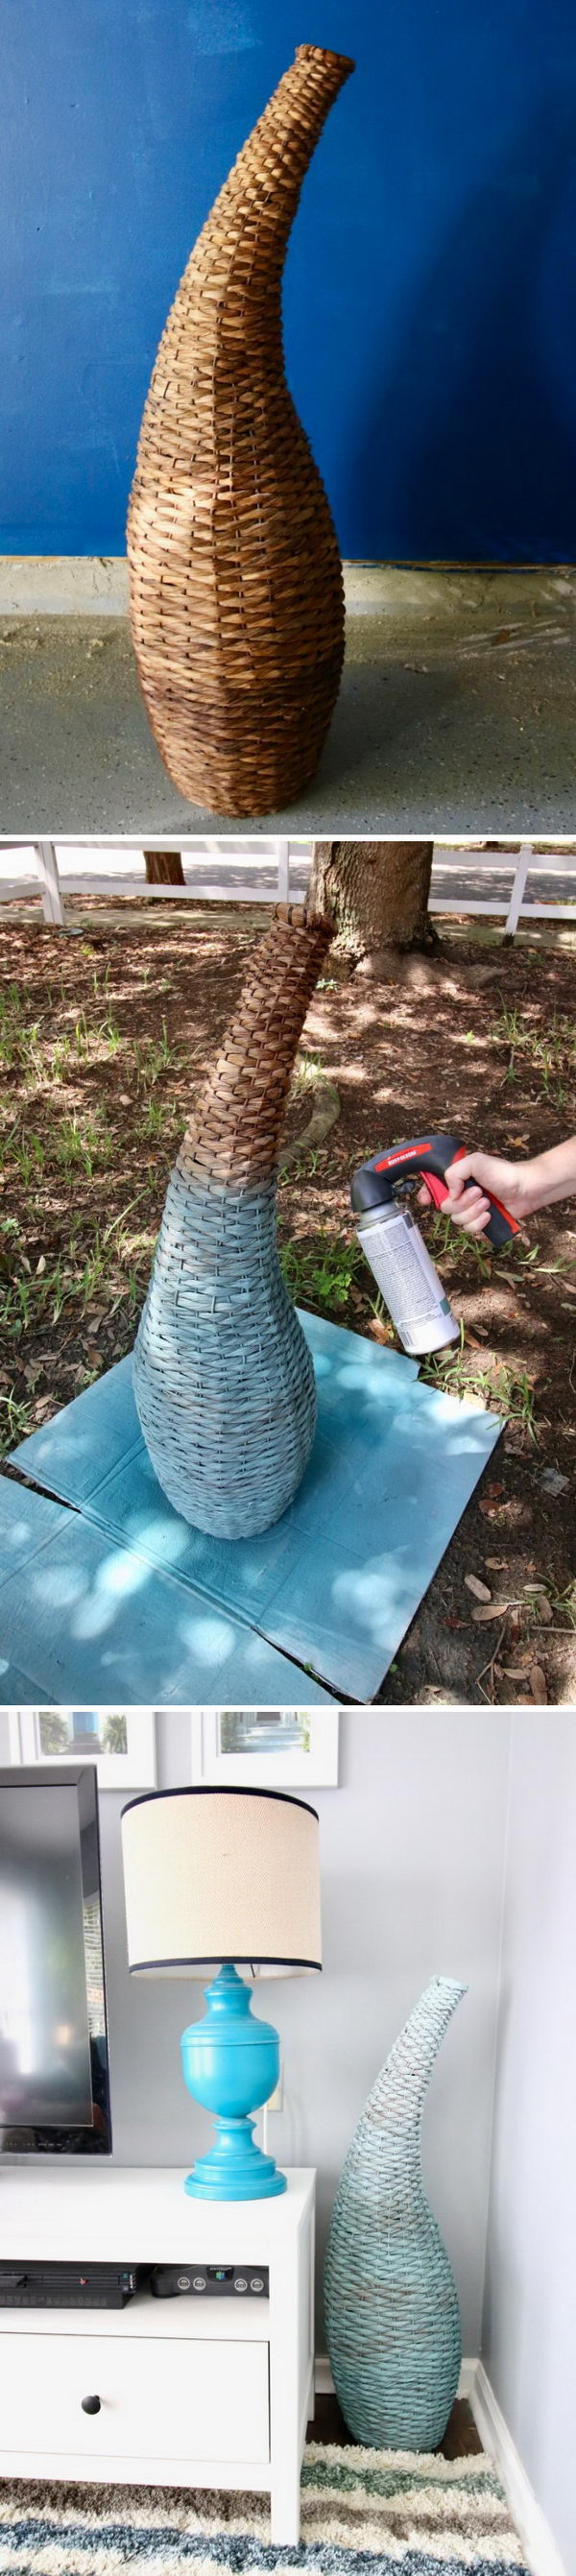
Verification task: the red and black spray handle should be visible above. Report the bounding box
[350,1134,519,1249]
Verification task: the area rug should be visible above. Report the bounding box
[0,2444,529,2574]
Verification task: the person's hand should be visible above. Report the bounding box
[418,1151,537,1237]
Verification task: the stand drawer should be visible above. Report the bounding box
[0,2332,270,2465]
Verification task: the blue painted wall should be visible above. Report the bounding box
[3,0,576,560]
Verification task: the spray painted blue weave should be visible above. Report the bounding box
[324,1979,466,2451]
[133,1169,318,1538]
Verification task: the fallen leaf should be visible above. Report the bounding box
[486,1557,509,1570]
[529,1665,548,1703]
[532,1595,553,1624]
[539,1466,569,1497]
[465,1574,492,1602]
[471,1599,515,1623]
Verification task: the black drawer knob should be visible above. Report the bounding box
[81,2395,101,2415]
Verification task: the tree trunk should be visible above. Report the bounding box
[305,840,434,969]
[144,849,185,885]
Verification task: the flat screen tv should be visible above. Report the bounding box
[0,1765,111,2155]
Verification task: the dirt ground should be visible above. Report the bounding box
[1,900,574,1705]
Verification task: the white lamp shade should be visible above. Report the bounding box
[121,1787,322,1977]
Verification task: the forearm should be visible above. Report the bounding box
[523,1138,576,1213]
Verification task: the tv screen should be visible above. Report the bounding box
[0,1765,111,2155]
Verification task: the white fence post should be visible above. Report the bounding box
[35,841,65,928]
[505,847,532,936]
[276,840,290,904]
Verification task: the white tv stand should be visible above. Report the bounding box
[0,2167,316,2544]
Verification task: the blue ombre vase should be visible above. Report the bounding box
[324,1978,467,2450]
[133,911,331,1537]
[180,1963,286,2200]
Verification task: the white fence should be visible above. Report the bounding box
[430,844,576,935]
[0,838,575,936]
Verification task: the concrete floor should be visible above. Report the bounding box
[1,567,576,834]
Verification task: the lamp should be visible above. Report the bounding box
[121,1786,322,2201]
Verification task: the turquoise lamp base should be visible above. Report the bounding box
[180,1963,287,2203]
[184,2114,286,2201]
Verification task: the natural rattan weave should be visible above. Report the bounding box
[127,45,354,817]
[133,908,333,1536]
[324,1980,466,2453]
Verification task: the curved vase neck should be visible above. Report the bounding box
[363,1979,467,2142]
[177,910,332,1192]
[211,47,352,254]
[180,46,354,348]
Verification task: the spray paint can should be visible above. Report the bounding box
[350,1131,519,1360]
[354,1198,460,1357]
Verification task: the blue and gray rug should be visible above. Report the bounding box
[0,2443,529,2575]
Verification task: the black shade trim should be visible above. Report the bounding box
[122,1783,319,1821]
[128,1954,322,1973]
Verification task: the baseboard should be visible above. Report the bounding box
[0,556,413,618]
[1,557,572,619]
[471,2362,567,2576]
[314,2355,476,2401]
[0,557,130,614]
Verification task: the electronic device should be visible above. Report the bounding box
[351,1132,518,1355]
[0,2262,134,2309]
[0,1764,111,2156]
[150,2263,270,2299]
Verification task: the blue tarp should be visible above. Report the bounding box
[2,1312,501,1703]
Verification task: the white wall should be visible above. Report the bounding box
[481,1711,576,2576]
[90,1708,509,2351]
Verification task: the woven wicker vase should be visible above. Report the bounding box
[324,1978,466,2451]
[133,909,332,1537]
[127,44,354,818]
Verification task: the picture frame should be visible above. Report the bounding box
[184,1708,340,1789]
[8,1709,156,1791]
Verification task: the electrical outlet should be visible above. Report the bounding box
[267,2066,283,2113]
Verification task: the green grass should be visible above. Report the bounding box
[0,986,46,1075]
[0,1180,157,1341]
[427,1208,493,1278]
[494,1005,576,1108]
[279,1229,360,1313]
[137,1095,177,1142]
[132,1020,178,1085]
[0,1390,36,1455]
[293,1049,324,1090]
[55,1111,112,1176]
[0,972,214,1432]
[3,1129,45,1186]
[420,1334,540,1438]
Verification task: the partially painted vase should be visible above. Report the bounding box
[324,1978,466,2451]
[133,908,332,1538]
[127,45,354,816]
